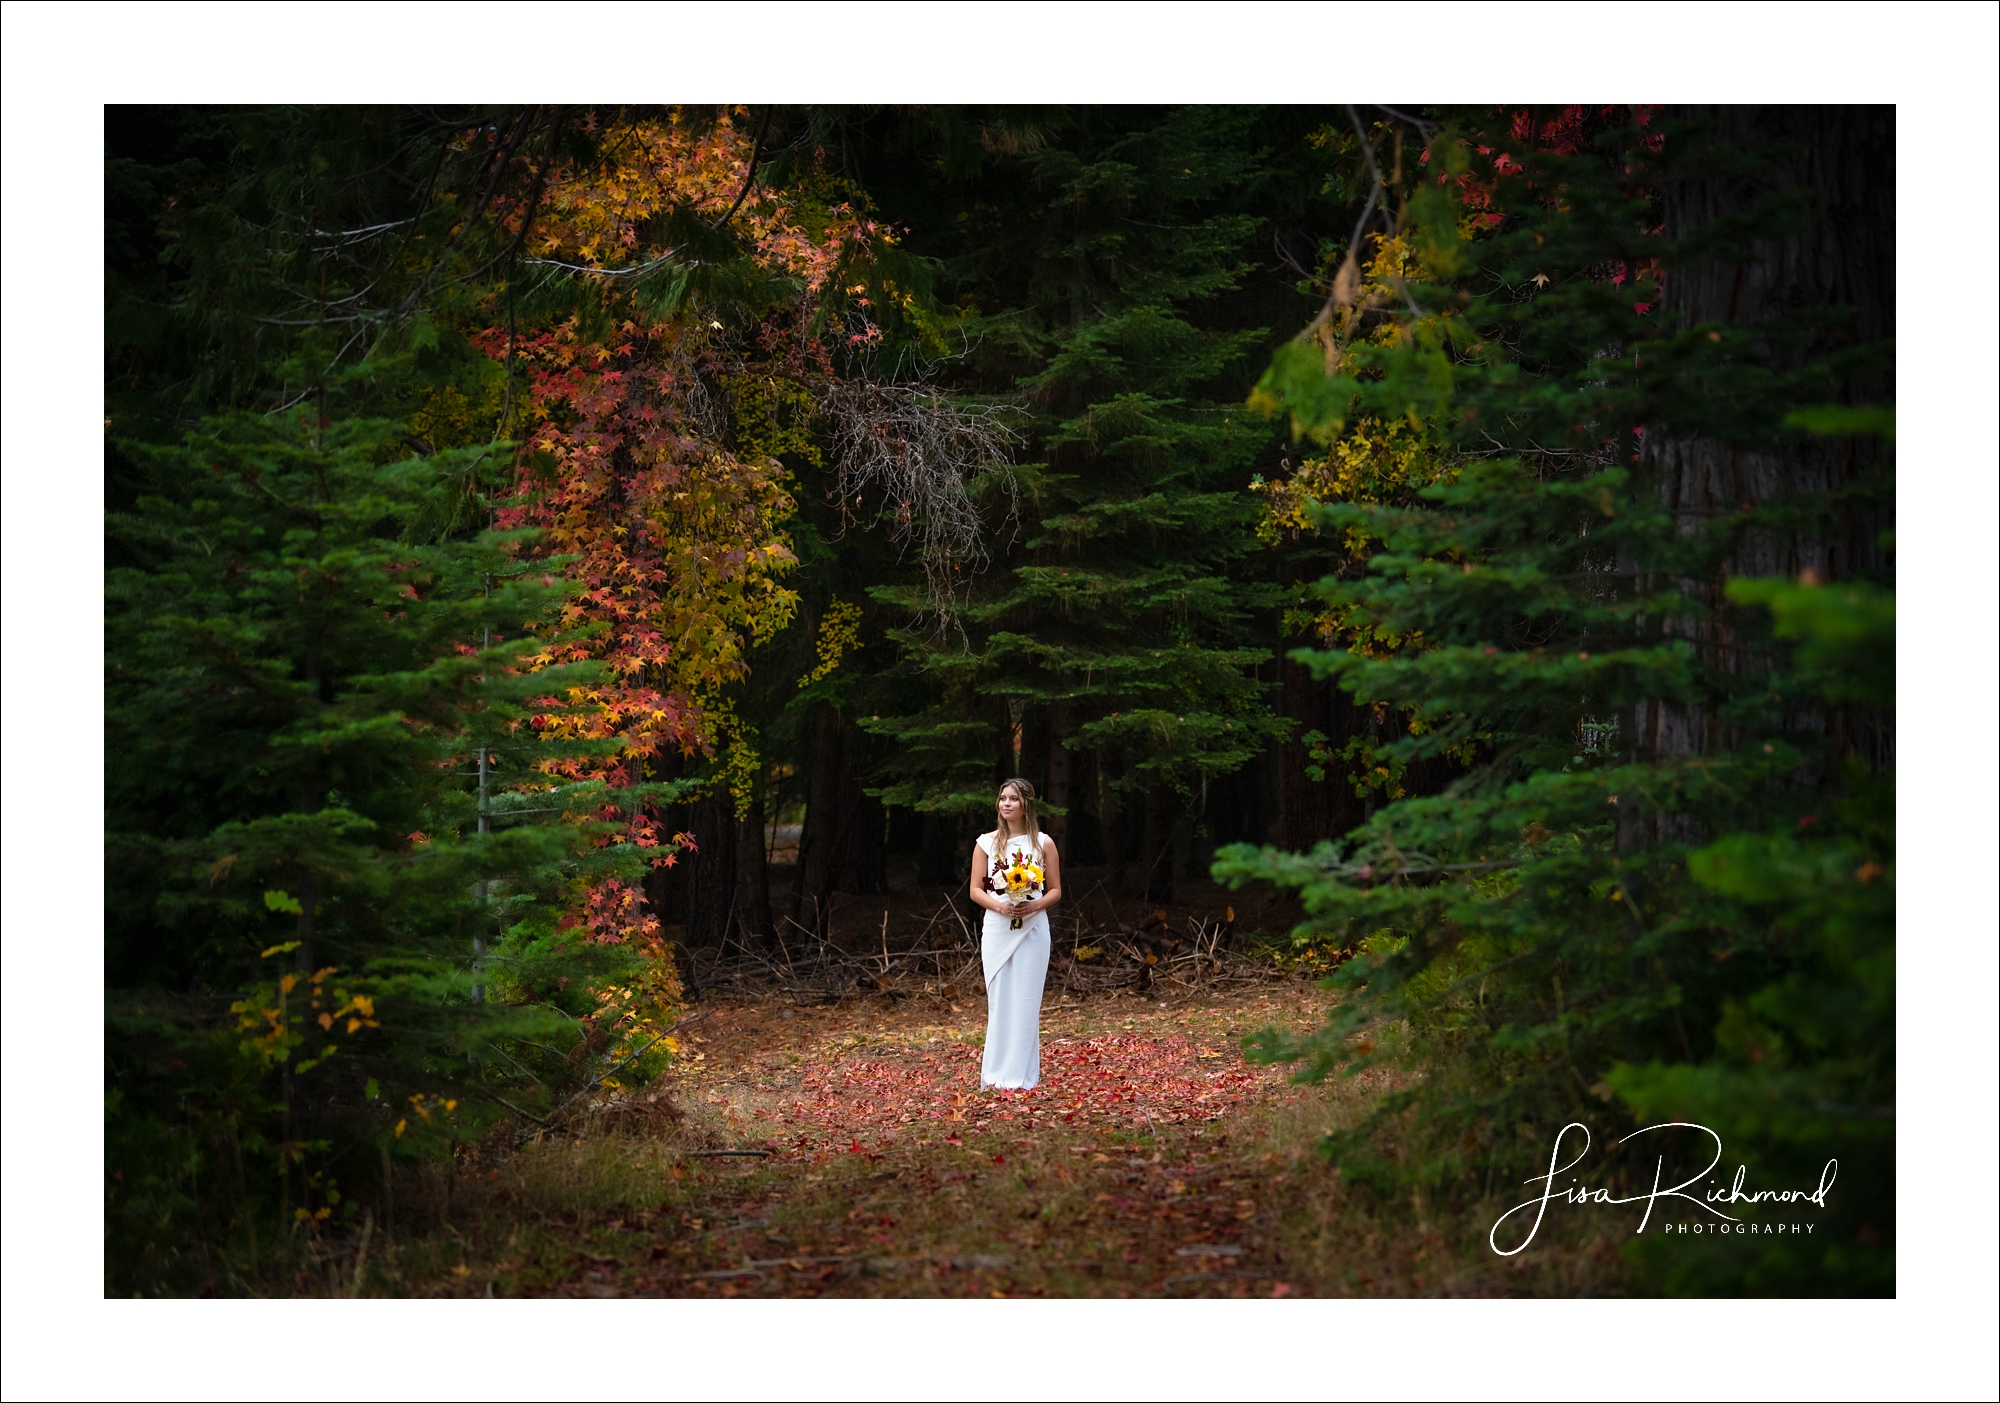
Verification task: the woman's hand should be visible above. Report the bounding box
[967,839,1063,918]
[968,844,1013,916]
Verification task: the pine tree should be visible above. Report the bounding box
[1217,106,1894,1294]
[104,106,693,1292]
[849,107,1311,899]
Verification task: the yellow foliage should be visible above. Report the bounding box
[798,598,863,690]
[1251,414,1455,659]
[1252,415,1449,547]
[522,109,882,297]
[489,107,889,772]
[727,372,824,469]
[408,371,509,449]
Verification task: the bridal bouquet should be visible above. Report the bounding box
[989,849,1045,929]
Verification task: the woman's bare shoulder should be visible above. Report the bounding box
[1038,834,1059,857]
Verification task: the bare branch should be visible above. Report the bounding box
[709,108,773,231]
[520,248,687,279]
[1298,106,1429,350]
[816,380,1025,627]
[1372,104,1436,135]
[307,218,415,247]
[1299,111,1389,342]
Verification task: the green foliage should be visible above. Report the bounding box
[103,103,1899,1304]
[1213,110,1894,1295]
[1611,585,1893,1293]
[103,108,691,1295]
[852,108,1307,841]
[104,387,694,1292]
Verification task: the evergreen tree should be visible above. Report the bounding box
[105,380,697,1291]
[104,106,692,1293]
[846,107,1317,898]
[1218,106,1894,1294]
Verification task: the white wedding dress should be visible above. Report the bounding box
[977,831,1050,1090]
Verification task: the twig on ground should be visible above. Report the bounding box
[679,1149,773,1159]
[493,1095,552,1127]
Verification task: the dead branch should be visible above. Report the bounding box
[817,380,1024,624]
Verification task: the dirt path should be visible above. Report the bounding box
[507,982,1339,1298]
[369,977,1617,1298]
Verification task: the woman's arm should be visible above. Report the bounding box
[969,842,1012,916]
[1017,837,1063,916]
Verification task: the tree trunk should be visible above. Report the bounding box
[1277,653,1333,851]
[1043,703,1073,850]
[996,696,1019,783]
[1140,782,1175,904]
[1069,745,1103,865]
[792,706,844,935]
[294,871,318,976]
[1634,105,1895,772]
[1619,105,1894,856]
[848,775,887,896]
[735,793,775,951]
[1096,756,1126,875]
[294,634,324,974]
[1019,704,1051,799]
[692,792,737,949]
[920,810,963,888]
[793,709,888,933]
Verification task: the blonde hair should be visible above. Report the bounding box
[990,777,1042,854]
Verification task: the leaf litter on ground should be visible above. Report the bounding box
[747,1032,1289,1160]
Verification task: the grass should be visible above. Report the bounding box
[308,982,1628,1298]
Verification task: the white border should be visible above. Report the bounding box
[6,2,1994,1400]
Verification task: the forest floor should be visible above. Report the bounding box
[352,969,1625,1298]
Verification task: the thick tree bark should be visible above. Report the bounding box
[920,810,964,887]
[1619,106,1894,854]
[1056,745,1103,866]
[1203,740,1272,849]
[1633,105,1895,772]
[295,637,324,974]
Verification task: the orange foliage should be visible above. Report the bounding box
[519,109,880,295]
[480,109,889,945]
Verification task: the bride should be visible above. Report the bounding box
[969,777,1063,1090]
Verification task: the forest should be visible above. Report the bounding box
[104,103,1894,1300]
